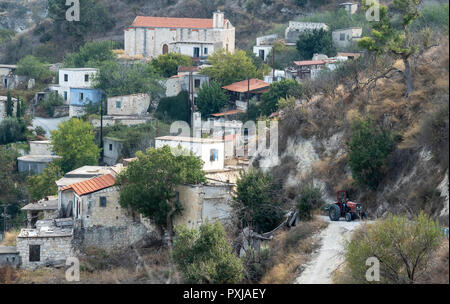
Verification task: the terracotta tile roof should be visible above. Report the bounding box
[178,66,199,73]
[337,52,361,59]
[61,174,115,196]
[130,16,228,29]
[222,79,270,93]
[293,60,326,66]
[211,109,245,117]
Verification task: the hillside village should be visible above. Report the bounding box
[0,0,449,285]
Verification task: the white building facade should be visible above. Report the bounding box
[124,11,235,59]
[155,136,225,171]
[332,27,363,49]
[49,68,98,105]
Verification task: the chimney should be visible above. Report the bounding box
[213,10,224,29]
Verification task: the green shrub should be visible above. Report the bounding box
[348,118,396,190]
[16,55,51,81]
[296,184,325,220]
[155,91,190,122]
[343,212,442,284]
[41,91,63,117]
[196,81,228,116]
[172,221,244,284]
[0,118,26,144]
[234,169,284,233]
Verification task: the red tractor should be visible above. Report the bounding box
[327,190,366,222]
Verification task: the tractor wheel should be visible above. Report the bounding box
[345,213,352,222]
[329,204,340,221]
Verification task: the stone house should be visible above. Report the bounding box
[22,196,59,228]
[165,66,209,100]
[338,2,359,15]
[253,34,279,61]
[0,246,20,268]
[16,219,74,269]
[103,137,125,166]
[107,93,151,116]
[332,27,363,49]
[285,21,329,45]
[124,11,235,59]
[155,136,225,171]
[17,140,61,174]
[0,95,17,123]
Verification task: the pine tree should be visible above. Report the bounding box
[6,90,13,117]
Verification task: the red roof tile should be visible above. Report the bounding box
[130,16,228,29]
[61,174,116,196]
[211,109,245,117]
[294,60,326,66]
[222,79,270,93]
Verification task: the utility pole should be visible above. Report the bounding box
[100,97,104,162]
[1,204,9,240]
[247,76,250,112]
[272,47,275,80]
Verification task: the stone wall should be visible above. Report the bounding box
[107,93,150,116]
[72,223,153,250]
[16,235,73,269]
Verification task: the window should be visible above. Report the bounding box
[99,197,107,207]
[210,149,219,161]
[79,92,84,101]
[193,47,200,58]
[109,144,113,151]
[194,79,201,88]
[116,101,121,108]
[29,245,41,262]
[340,33,345,41]
[64,74,68,82]
[64,91,68,101]
[204,47,208,55]
[84,74,89,82]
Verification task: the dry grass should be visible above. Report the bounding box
[0,267,19,284]
[260,217,328,284]
[0,229,20,246]
[419,239,449,284]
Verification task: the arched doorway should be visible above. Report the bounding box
[162,44,169,54]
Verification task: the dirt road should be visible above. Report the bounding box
[295,216,366,284]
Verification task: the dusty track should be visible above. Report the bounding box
[295,216,367,284]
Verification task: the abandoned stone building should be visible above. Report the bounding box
[332,27,363,49]
[0,95,17,123]
[165,66,210,99]
[124,11,235,59]
[285,21,329,44]
[17,140,61,174]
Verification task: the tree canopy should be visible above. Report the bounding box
[16,55,51,81]
[150,53,193,78]
[233,169,284,233]
[172,221,244,283]
[195,81,228,116]
[94,61,164,98]
[348,118,396,190]
[62,41,118,68]
[50,118,100,173]
[116,146,206,229]
[358,0,427,95]
[260,79,303,116]
[201,50,263,86]
[296,29,336,60]
[27,163,62,202]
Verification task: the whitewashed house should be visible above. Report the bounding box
[124,11,235,59]
[253,34,278,61]
[155,136,225,171]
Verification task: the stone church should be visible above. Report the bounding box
[124,11,235,59]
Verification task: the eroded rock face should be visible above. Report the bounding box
[0,0,47,33]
